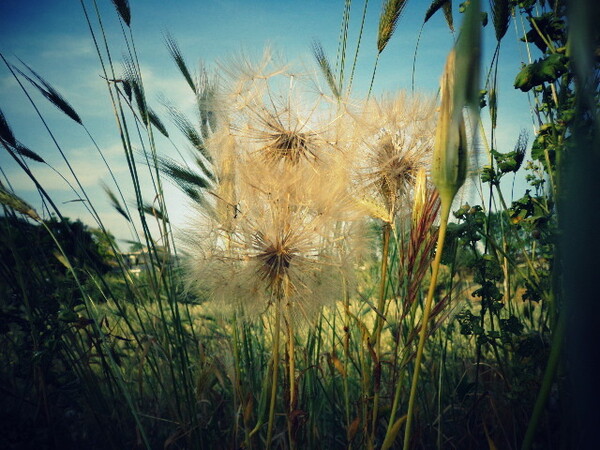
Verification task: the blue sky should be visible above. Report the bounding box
[0,0,537,245]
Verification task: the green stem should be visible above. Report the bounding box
[381,352,408,450]
[403,199,451,450]
[521,311,565,450]
[370,222,391,445]
[286,305,296,449]
[266,302,281,450]
[347,0,370,95]
[342,280,352,441]
[367,53,380,100]
[231,314,247,447]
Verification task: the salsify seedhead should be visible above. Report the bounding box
[184,160,360,323]
[183,50,361,321]
[214,49,342,170]
[349,92,437,221]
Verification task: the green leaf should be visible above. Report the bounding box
[500,316,524,336]
[522,13,565,52]
[381,414,407,449]
[530,124,555,169]
[491,131,527,175]
[514,54,568,92]
[481,165,498,184]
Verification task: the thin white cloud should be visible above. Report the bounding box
[40,35,94,59]
[0,74,18,93]
[8,141,129,191]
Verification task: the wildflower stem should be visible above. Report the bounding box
[286,304,296,449]
[370,221,391,444]
[231,313,245,445]
[521,310,565,450]
[347,0,370,95]
[286,309,296,412]
[381,354,408,449]
[367,53,380,100]
[403,198,451,450]
[266,301,281,450]
[342,279,352,437]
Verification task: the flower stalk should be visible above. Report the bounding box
[402,2,480,448]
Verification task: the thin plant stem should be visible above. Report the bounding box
[266,301,282,450]
[521,310,565,450]
[342,280,352,438]
[411,24,424,94]
[367,53,380,100]
[370,221,391,445]
[286,304,296,449]
[403,199,452,450]
[381,351,409,450]
[231,313,243,446]
[347,0,370,95]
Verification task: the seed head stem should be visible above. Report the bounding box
[402,198,451,450]
[266,299,281,450]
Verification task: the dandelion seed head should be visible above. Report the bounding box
[183,50,365,325]
[350,92,437,220]
[184,159,360,324]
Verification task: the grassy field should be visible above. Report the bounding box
[1,0,599,448]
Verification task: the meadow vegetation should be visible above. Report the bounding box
[1,0,598,448]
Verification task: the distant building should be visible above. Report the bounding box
[120,249,151,276]
[118,246,175,276]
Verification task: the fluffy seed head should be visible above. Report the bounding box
[350,92,437,220]
[184,154,360,323]
[183,51,365,324]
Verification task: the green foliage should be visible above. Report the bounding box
[514,53,569,92]
[522,13,565,52]
[1,217,112,279]
[489,130,527,177]
[491,0,511,41]
[0,216,126,447]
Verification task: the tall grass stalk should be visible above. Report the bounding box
[401,199,451,450]
[403,2,480,447]
[266,303,281,450]
[369,0,408,98]
[369,221,391,446]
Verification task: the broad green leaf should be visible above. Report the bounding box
[514,54,568,92]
